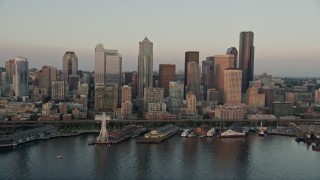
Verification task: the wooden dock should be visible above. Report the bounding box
[88,135,131,145]
[266,132,297,137]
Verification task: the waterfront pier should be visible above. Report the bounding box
[136,124,179,144]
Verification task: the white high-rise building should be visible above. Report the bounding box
[13,57,29,97]
[95,44,122,86]
[138,37,153,99]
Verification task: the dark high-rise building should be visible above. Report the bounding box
[124,72,133,85]
[63,51,78,84]
[239,31,254,93]
[184,51,199,98]
[159,64,176,98]
[202,57,215,100]
[5,59,15,83]
[226,47,238,68]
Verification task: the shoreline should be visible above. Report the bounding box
[0,130,99,149]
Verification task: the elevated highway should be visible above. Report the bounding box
[1,118,320,128]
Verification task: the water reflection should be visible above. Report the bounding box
[1,134,320,179]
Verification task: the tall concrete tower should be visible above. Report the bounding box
[137,37,153,99]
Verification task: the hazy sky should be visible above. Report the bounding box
[0,0,319,77]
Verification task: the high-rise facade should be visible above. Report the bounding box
[13,57,29,97]
[168,81,184,108]
[159,64,176,98]
[226,47,238,68]
[121,85,132,103]
[94,44,122,113]
[143,87,164,108]
[121,85,132,118]
[186,92,197,115]
[246,87,265,111]
[202,57,215,100]
[51,81,65,101]
[184,51,199,98]
[138,37,153,99]
[95,43,122,86]
[63,52,78,83]
[94,85,118,113]
[223,68,242,106]
[38,66,57,97]
[124,72,133,85]
[186,62,200,99]
[239,31,254,93]
[207,88,219,109]
[214,55,235,93]
[5,59,15,83]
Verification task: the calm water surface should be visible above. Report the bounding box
[0,134,319,180]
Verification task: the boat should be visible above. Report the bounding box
[249,127,256,132]
[187,132,195,138]
[219,124,246,138]
[56,155,63,159]
[181,129,190,137]
[206,128,216,137]
[258,130,264,136]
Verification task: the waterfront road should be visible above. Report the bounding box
[1,119,320,127]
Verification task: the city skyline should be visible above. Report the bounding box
[0,1,320,77]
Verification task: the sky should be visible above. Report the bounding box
[0,0,319,77]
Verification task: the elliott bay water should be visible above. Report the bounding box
[0,134,319,180]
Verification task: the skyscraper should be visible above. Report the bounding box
[239,31,254,93]
[5,59,15,83]
[159,64,176,98]
[223,68,242,106]
[13,57,29,97]
[62,51,78,83]
[186,62,200,99]
[121,85,132,118]
[202,57,215,100]
[226,47,238,68]
[138,37,153,99]
[184,51,199,98]
[214,55,235,92]
[95,43,122,86]
[38,66,57,97]
[94,43,122,113]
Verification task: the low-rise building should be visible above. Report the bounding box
[214,105,244,120]
[272,102,294,117]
